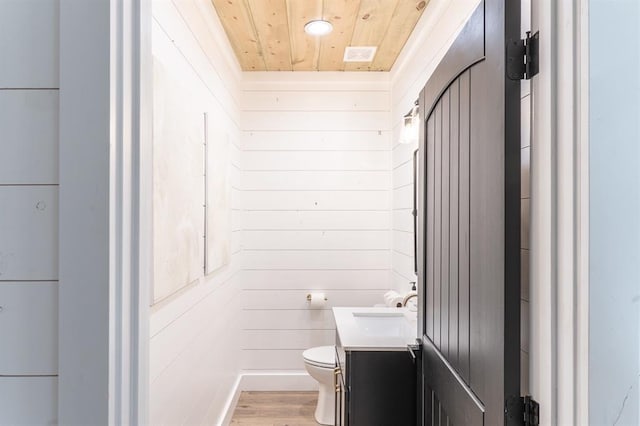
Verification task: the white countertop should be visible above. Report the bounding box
[332,307,418,351]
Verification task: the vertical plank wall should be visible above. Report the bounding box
[239,73,392,376]
[389,0,531,395]
[0,0,59,424]
[148,1,244,424]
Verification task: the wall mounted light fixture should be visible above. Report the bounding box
[400,100,419,144]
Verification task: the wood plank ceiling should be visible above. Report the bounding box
[210,0,429,71]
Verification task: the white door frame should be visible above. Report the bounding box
[58,0,593,423]
[58,0,150,424]
[530,0,589,424]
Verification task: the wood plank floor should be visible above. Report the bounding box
[230,391,319,425]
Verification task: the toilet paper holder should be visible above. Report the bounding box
[307,293,328,301]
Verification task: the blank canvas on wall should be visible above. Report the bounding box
[152,57,205,303]
[205,114,231,275]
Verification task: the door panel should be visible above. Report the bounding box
[418,0,521,424]
[432,100,441,349]
[448,78,460,373]
[425,110,434,340]
[440,87,450,361]
[425,339,483,426]
[458,69,471,385]
[424,68,473,383]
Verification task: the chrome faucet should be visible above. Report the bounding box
[402,292,418,307]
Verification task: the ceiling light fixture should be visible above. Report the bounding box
[304,20,333,36]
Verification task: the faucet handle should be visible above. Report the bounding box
[407,339,421,362]
[409,281,416,291]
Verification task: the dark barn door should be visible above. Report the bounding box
[416,1,521,425]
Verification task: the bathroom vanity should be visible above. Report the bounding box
[332,307,418,426]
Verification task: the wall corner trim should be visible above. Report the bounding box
[219,375,243,426]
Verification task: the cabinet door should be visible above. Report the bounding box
[339,369,346,425]
[334,344,347,425]
[347,351,416,425]
[334,366,340,426]
[334,368,344,426]
[334,362,346,425]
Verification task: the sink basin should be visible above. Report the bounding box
[352,312,404,318]
[333,307,418,350]
[352,311,412,337]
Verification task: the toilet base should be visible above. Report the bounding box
[303,346,336,425]
[314,382,335,425]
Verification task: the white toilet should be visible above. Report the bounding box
[303,345,336,425]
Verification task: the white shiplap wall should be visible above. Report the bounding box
[0,0,59,424]
[148,0,244,424]
[239,73,392,377]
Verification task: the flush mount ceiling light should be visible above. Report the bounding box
[304,20,333,36]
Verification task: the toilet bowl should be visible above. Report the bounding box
[303,345,336,425]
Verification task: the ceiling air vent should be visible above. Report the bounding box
[343,46,377,62]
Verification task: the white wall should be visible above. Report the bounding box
[148,1,244,424]
[0,0,59,424]
[589,0,640,424]
[238,72,392,384]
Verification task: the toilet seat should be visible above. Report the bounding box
[303,346,335,368]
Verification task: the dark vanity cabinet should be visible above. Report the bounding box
[334,337,417,426]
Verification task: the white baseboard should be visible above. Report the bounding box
[240,370,318,391]
[218,375,242,426]
[219,371,318,424]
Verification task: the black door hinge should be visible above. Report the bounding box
[522,396,540,426]
[507,31,540,80]
[505,395,540,426]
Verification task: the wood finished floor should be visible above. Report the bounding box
[230,391,319,425]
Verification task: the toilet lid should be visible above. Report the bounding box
[303,346,335,368]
